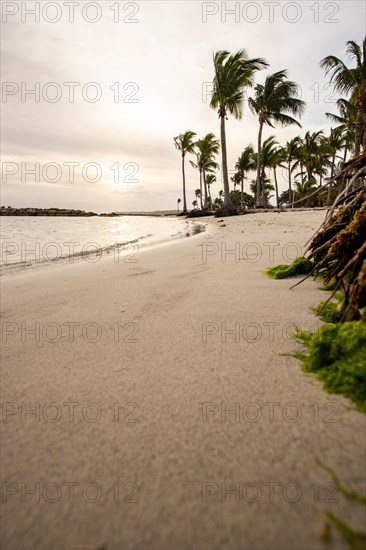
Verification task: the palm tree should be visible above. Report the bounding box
[326,98,357,162]
[269,146,286,208]
[294,178,319,207]
[235,144,256,210]
[189,154,203,209]
[253,136,280,207]
[321,38,366,155]
[231,171,241,191]
[284,137,302,203]
[213,197,223,210]
[296,131,324,184]
[177,198,181,213]
[195,188,201,208]
[325,127,346,177]
[250,178,274,208]
[195,133,220,209]
[249,70,305,207]
[210,49,268,209]
[192,200,198,209]
[206,173,216,209]
[323,127,345,204]
[174,130,197,213]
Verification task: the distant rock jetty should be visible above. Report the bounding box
[1,206,99,217]
[0,207,178,217]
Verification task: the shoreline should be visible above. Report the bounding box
[0,216,208,277]
[0,206,329,217]
[1,210,365,550]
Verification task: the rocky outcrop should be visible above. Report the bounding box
[186,209,215,218]
[0,207,98,216]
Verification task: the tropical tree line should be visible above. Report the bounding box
[174,37,366,213]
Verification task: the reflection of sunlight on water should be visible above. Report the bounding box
[1,216,205,272]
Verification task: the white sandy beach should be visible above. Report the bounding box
[1,210,365,550]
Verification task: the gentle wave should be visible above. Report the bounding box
[0,216,205,273]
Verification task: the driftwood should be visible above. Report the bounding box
[290,151,366,321]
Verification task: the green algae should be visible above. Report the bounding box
[312,300,340,323]
[295,321,366,412]
[265,257,313,279]
[318,462,366,505]
[319,462,366,549]
[326,513,366,550]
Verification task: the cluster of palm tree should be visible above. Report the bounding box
[173,131,220,212]
[174,37,365,214]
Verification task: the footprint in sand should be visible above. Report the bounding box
[127,268,155,277]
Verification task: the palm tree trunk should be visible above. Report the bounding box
[354,104,363,155]
[331,154,335,178]
[256,122,263,207]
[199,170,203,209]
[261,167,266,206]
[343,145,348,164]
[220,110,232,208]
[202,166,208,209]
[208,185,212,210]
[300,162,304,185]
[274,167,279,208]
[327,154,335,206]
[339,146,348,192]
[182,154,187,212]
[288,159,292,207]
[240,174,244,211]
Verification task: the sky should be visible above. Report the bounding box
[1,0,365,212]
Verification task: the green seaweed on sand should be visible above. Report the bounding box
[312,300,340,323]
[265,257,313,279]
[318,462,366,549]
[319,278,337,291]
[294,321,366,412]
[318,462,366,504]
[327,513,366,550]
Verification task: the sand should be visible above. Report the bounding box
[1,210,365,550]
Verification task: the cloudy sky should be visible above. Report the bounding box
[1,0,365,212]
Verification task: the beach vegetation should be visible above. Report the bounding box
[174,130,197,213]
[248,70,305,207]
[294,321,366,411]
[265,257,313,279]
[210,49,268,211]
[173,39,365,214]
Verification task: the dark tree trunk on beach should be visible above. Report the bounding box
[202,167,209,210]
[354,104,363,156]
[288,159,293,207]
[274,167,279,208]
[306,165,312,182]
[256,122,264,207]
[300,162,304,185]
[220,107,233,208]
[208,185,212,210]
[182,154,187,212]
[261,167,266,206]
[343,146,348,164]
[327,153,336,206]
[240,174,244,210]
[199,170,203,210]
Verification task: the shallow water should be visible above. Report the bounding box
[0,216,204,273]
